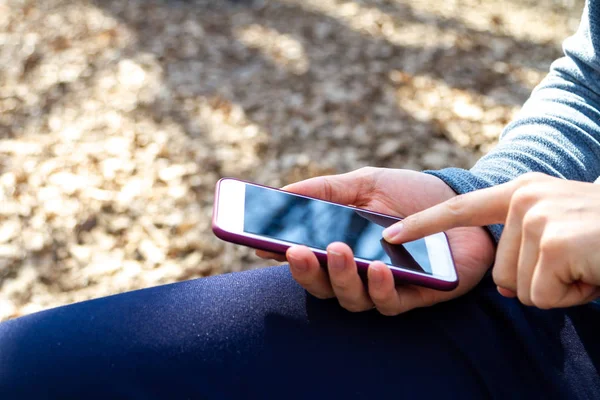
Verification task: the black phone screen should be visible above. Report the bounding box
[243,185,432,274]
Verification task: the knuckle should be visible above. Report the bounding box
[530,290,554,309]
[444,194,467,217]
[357,167,378,196]
[376,306,402,316]
[310,290,335,300]
[522,207,548,235]
[321,177,335,201]
[511,187,539,213]
[539,234,564,256]
[330,275,353,292]
[292,276,317,292]
[517,172,548,185]
[492,266,512,289]
[293,274,315,288]
[534,302,553,310]
[519,297,534,307]
[401,213,418,232]
[291,272,331,297]
[340,300,369,313]
[369,288,390,302]
[357,166,377,176]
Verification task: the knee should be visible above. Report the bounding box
[0,314,60,397]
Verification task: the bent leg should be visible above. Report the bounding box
[1,266,599,399]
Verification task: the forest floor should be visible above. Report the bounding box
[0,0,585,320]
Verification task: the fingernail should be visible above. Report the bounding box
[287,254,308,272]
[383,223,404,241]
[328,249,344,271]
[369,264,384,288]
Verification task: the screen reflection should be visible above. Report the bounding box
[243,185,432,274]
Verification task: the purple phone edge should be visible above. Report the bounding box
[212,177,459,292]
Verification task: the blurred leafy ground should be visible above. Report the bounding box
[0,0,585,320]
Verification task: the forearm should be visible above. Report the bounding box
[426,0,600,241]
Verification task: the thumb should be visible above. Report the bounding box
[282,168,375,205]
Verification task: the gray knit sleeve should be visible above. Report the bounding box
[425,0,600,242]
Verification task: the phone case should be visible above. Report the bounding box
[212,178,458,291]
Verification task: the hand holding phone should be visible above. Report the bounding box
[214,168,496,315]
[214,178,457,289]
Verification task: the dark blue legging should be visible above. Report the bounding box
[1,265,599,399]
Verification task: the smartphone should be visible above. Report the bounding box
[212,178,458,291]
